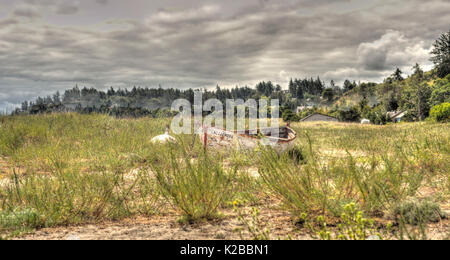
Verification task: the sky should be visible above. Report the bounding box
[0,0,449,111]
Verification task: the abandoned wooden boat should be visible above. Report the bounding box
[198,125,297,152]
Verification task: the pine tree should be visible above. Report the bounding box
[21,101,29,112]
[343,80,354,92]
[430,30,450,78]
[412,63,424,80]
[392,68,404,81]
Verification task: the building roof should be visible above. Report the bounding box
[390,111,407,119]
[300,113,339,122]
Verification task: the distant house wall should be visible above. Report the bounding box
[393,112,407,123]
[387,111,407,123]
[301,113,339,122]
[296,106,313,114]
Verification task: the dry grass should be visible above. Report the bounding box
[0,114,448,240]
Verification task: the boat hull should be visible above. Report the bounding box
[198,126,296,153]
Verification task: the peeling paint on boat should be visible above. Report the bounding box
[198,126,296,152]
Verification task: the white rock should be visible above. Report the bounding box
[151,128,176,144]
[66,235,81,240]
[367,235,381,240]
[361,119,371,124]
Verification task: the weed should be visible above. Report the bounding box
[393,199,447,225]
[315,203,387,240]
[234,202,271,240]
[0,207,44,234]
[287,146,306,164]
[0,114,448,239]
[153,150,236,222]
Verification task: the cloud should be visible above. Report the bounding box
[323,30,434,84]
[148,5,221,24]
[12,5,41,19]
[0,18,20,27]
[357,30,430,71]
[0,0,449,109]
[55,2,80,15]
[96,0,109,5]
[23,0,58,6]
[22,0,80,15]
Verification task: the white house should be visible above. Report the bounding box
[387,111,407,123]
[296,106,314,114]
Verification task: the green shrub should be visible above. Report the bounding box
[281,107,300,122]
[258,148,347,219]
[0,207,45,233]
[287,146,305,164]
[316,203,384,240]
[153,151,236,222]
[393,199,447,225]
[430,102,450,122]
[0,169,153,229]
[234,205,271,240]
[348,154,424,214]
[429,75,450,106]
[338,106,360,122]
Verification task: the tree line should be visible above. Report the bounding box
[13,31,450,122]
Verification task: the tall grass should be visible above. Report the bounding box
[258,147,355,220]
[0,167,162,234]
[0,113,171,235]
[0,114,448,239]
[153,149,236,222]
[258,125,448,222]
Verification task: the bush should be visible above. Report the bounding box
[0,207,45,233]
[0,169,151,229]
[338,106,360,122]
[429,75,450,107]
[430,102,450,122]
[349,155,424,214]
[153,151,236,222]
[393,199,447,225]
[317,203,384,240]
[258,147,348,220]
[281,107,300,122]
[287,146,305,164]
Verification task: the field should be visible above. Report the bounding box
[0,113,449,240]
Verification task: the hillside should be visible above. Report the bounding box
[299,70,450,124]
[13,68,449,124]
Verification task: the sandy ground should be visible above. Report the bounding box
[13,203,450,240]
[0,157,11,187]
[3,157,449,240]
[15,206,313,240]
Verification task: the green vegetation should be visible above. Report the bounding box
[393,199,447,226]
[430,30,450,79]
[430,102,450,122]
[153,150,236,222]
[10,32,449,126]
[1,30,449,240]
[234,205,272,240]
[0,114,448,239]
[316,203,385,240]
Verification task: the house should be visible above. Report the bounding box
[296,106,314,114]
[300,113,339,122]
[387,111,407,123]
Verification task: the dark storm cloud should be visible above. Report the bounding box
[0,0,449,110]
[22,0,80,15]
[55,2,80,15]
[12,5,41,19]
[96,0,109,5]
